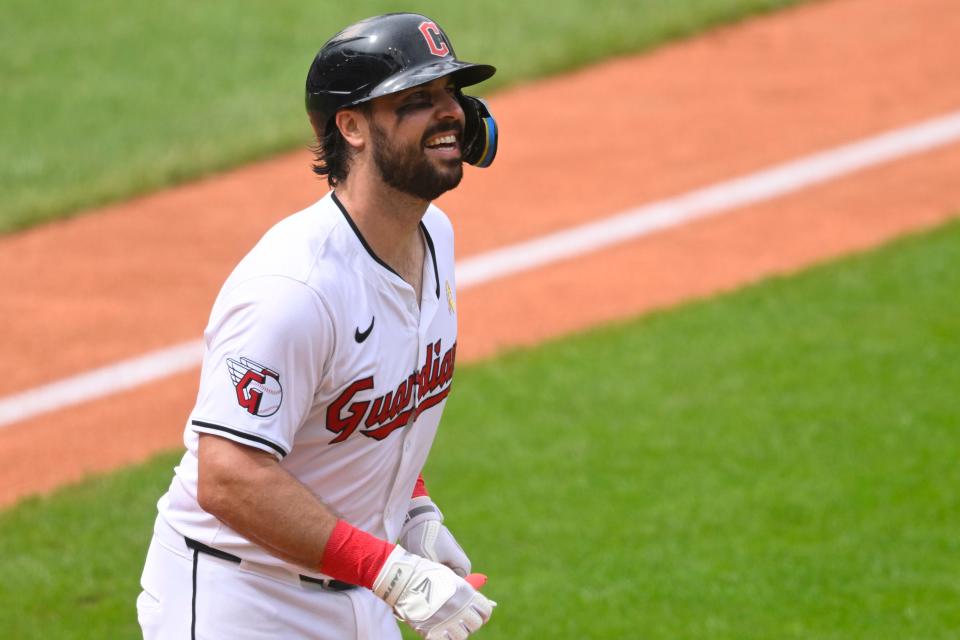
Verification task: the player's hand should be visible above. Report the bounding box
[373,546,495,639]
[398,496,472,577]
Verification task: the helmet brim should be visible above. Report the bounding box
[337,60,495,111]
[306,60,495,116]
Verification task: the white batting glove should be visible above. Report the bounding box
[373,546,495,639]
[398,497,472,577]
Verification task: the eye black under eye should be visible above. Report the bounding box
[397,98,431,114]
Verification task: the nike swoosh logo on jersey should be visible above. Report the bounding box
[355,316,375,343]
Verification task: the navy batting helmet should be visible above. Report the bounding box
[306,13,499,168]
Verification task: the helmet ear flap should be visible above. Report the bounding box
[459,94,498,168]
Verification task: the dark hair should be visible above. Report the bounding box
[308,104,371,187]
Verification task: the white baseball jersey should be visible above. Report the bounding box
[158,191,459,580]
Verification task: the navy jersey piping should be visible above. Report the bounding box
[331,191,441,299]
[191,420,288,458]
[331,191,401,278]
[420,222,441,299]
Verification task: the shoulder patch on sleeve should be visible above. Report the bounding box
[227,357,283,417]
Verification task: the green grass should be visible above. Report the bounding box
[3,218,960,638]
[0,0,801,233]
[0,456,178,638]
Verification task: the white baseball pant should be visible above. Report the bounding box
[137,516,400,639]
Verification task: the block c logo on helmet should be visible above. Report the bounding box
[418,21,450,57]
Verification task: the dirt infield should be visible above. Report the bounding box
[2,0,960,507]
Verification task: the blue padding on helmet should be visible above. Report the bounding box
[473,115,498,168]
[460,95,499,168]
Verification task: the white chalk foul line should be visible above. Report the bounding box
[0,341,205,428]
[456,110,960,286]
[3,109,960,429]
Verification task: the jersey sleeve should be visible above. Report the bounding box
[189,276,335,459]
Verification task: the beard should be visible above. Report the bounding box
[369,120,464,201]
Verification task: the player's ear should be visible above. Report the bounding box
[335,108,367,151]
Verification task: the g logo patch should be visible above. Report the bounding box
[227,357,283,417]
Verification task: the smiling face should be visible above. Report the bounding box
[365,76,467,202]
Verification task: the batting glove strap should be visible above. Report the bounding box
[403,496,444,530]
[399,497,472,577]
[372,546,495,639]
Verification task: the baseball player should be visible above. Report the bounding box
[136,13,499,639]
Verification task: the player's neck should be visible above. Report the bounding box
[334,179,428,291]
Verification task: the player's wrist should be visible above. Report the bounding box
[319,519,395,589]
